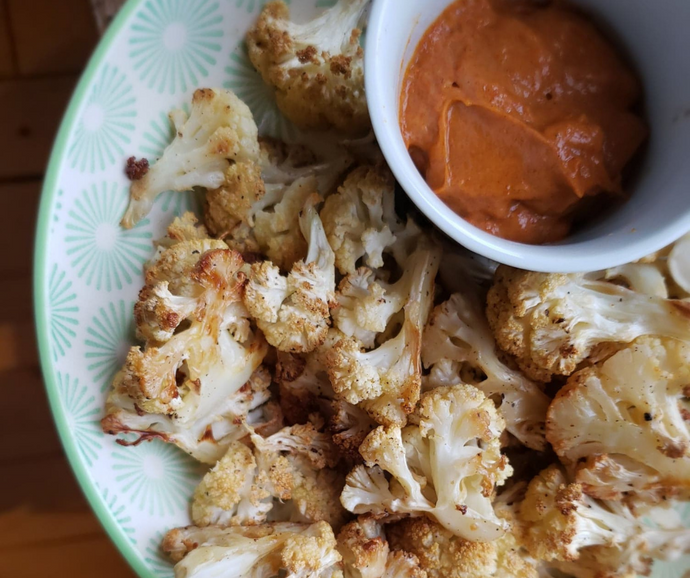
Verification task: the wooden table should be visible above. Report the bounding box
[0,0,136,575]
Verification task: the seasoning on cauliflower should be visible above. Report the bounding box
[244,195,336,353]
[387,516,538,578]
[163,521,343,578]
[321,164,400,275]
[337,517,427,578]
[102,244,269,463]
[546,337,690,502]
[191,422,346,528]
[422,292,550,451]
[325,244,441,426]
[329,399,376,461]
[121,88,260,228]
[247,0,370,135]
[487,266,690,382]
[341,384,512,542]
[519,465,690,576]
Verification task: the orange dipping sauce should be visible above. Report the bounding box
[400,0,648,244]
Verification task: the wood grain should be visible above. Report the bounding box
[0,0,137,574]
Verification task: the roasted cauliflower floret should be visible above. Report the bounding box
[321,165,399,275]
[341,385,512,542]
[244,196,336,353]
[546,337,690,502]
[191,422,345,527]
[325,245,441,426]
[520,465,690,575]
[487,266,690,382]
[206,138,351,270]
[423,292,550,450]
[387,516,537,578]
[163,521,343,578]
[122,88,259,228]
[520,465,629,562]
[102,247,269,464]
[337,517,427,578]
[332,267,414,350]
[247,0,369,134]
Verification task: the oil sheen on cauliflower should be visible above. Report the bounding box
[325,244,441,426]
[122,88,260,228]
[422,292,550,451]
[247,0,370,134]
[244,195,336,353]
[321,164,400,275]
[546,337,690,502]
[192,422,346,529]
[387,516,537,578]
[163,521,342,578]
[101,219,269,464]
[487,266,690,382]
[519,465,690,576]
[341,384,512,542]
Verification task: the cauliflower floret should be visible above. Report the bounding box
[244,195,336,353]
[487,266,690,382]
[191,422,345,527]
[329,399,376,461]
[247,0,370,134]
[321,165,400,275]
[546,337,690,502]
[332,267,412,350]
[519,465,631,562]
[337,517,427,578]
[206,138,351,270]
[325,245,441,426]
[276,351,335,424]
[341,385,512,542]
[387,516,537,578]
[520,465,690,575]
[590,262,669,298]
[422,293,550,450]
[101,248,269,463]
[163,521,343,578]
[122,88,259,227]
[275,351,375,458]
[338,517,389,578]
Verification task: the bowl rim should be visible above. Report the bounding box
[365,0,690,273]
[33,0,157,576]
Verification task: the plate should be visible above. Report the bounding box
[32,1,690,577]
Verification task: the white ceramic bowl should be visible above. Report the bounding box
[366,0,690,273]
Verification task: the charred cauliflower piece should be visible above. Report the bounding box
[191,422,345,528]
[423,292,550,451]
[244,195,336,353]
[387,516,537,578]
[487,266,690,382]
[341,385,512,542]
[247,0,370,134]
[163,521,342,578]
[321,165,400,275]
[122,88,260,228]
[546,337,690,502]
[102,238,269,463]
[325,244,441,426]
[520,465,690,576]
